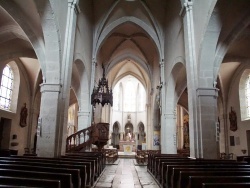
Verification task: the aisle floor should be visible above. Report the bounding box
[94,159,160,188]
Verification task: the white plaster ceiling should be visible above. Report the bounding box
[94,1,161,92]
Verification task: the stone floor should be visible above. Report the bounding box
[94,159,160,188]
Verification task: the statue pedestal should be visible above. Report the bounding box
[119,140,136,152]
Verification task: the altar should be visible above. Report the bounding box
[119,141,136,152]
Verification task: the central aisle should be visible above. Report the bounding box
[94,159,160,188]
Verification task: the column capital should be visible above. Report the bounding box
[68,0,80,14]
[92,60,97,67]
[197,87,219,98]
[180,1,193,17]
[78,111,90,117]
[164,113,176,119]
[159,60,164,67]
[40,83,61,93]
[184,1,193,9]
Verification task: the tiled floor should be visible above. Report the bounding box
[94,159,160,188]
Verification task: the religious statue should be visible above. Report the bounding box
[128,132,131,140]
[229,106,237,131]
[20,103,28,127]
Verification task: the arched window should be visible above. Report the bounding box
[138,84,146,111]
[113,75,146,112]
[239,69,250,120]
[124,78,136,111]
[0,64,14,110]
[245,75,250,117]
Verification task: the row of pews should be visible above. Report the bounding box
[135,150,160,164]
[102,149,118,163]
[148,153,250,188]
[0,151,105,188]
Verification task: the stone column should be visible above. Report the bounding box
[26,107,37,150]
[180,1,199,158]
[159,60,168,153]
[37,0,80,157]
[197,88,219,159]
[135,132,138,149]
[218,113,226,153]
[57,0,80,156]
[36,83,61,157]
[223,113,229,154]
[78,78,91,130]
[78,111,90,130]
[120,132,124,141]
[162,112,177,154]
[177,105,184,150]
[146,103,152,150]
[89,60,97,125]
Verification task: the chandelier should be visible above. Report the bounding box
[91,64,113,107]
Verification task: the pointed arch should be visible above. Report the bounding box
[94,17,162,59]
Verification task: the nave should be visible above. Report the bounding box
[94,159,159,188]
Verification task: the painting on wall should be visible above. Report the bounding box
[229,107,237,132]
[153,131,160,146]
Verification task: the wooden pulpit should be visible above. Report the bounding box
[92,122,110,151]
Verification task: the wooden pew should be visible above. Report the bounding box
[66,151,105,171]
[154,157,191,178]
[188,176,250,188]
[0,176,61,188]
[0,169,72,188]
[0,158,88,187]
[0,185,41,187]
[166,164,250,188]
[1,156,93,184]
[147,153,180,173]
[160,160,245,187]
[60,156,99,177]
[173,168,250,188]
[60,156,98,179]
[202,182,250,188]
[10,155,97,177]
[179,171,250,188]
[104,149,118,163]
[63,154,102,176]
[135,150,145,164]
[0,163,81,188]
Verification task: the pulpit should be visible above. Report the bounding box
[92,122,110,151]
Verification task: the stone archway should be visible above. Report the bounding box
[112,122,120,149]
[124,122,133,141]
[138,122,146,150]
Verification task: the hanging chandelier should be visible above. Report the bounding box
[91,64,113,107]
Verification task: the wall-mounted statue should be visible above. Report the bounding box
[229,106,237,131]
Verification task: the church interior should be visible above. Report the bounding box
[0,0,250,187]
